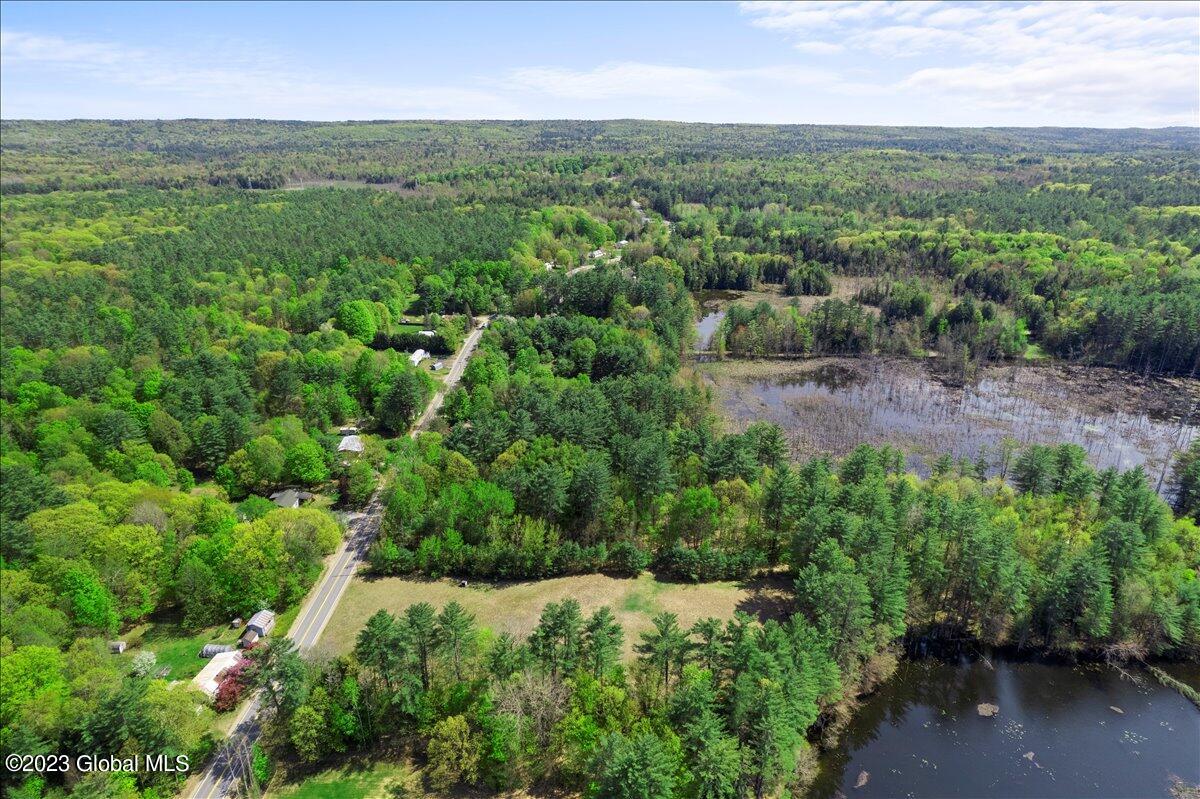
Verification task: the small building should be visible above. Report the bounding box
[339,424,360,435]
[409,348,429,366]
[192,650,243,699]
[617,239,629,247]
[337,434,364,454]
[241,609,276,648]
[418,330,436,338]
[200,643,234,659]
[269,489,313,509]
[590,249,605,259]
[108,641,127,654]
[432,361,444,370]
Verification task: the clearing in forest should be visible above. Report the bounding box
[317,571,793,660]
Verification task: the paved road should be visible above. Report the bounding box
[187,317,489,798]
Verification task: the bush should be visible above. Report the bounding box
[251,743,272,788]
[657,543,764,582]
[606,541,649,576]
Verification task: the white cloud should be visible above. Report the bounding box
[504,61,839,103]
[506,62,737,101]
[739,0,1200,125]
[794,40,845,55]
[0,29,518,118]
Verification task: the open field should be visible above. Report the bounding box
[317,571,793,660]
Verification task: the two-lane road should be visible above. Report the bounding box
[188,317,489,798]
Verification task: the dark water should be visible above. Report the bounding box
[696,310,726,351]
[812,656,1200,799]
[714,358,1197,490]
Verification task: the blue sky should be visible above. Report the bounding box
[2,1,1196,126]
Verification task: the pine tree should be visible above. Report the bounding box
[435,601,477,680]
[404,602,437,690]
[636,612,689,692]
[583,606,623,679]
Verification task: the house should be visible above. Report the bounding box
[339,424,360,435]
[418,330,437,338]
[199,643,234,658]
[108,641,127,654]
[192,650,242,699]
[240,609,276,648]
[337,434,364,454]
[590,249,605,259]
[409,348,429,366]
[432,361,444,370]
[617,239,629,247]
[269,489,313,509]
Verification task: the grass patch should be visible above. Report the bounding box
[121,605,301,681]
[319,571,791,661]
[267,760,414,799]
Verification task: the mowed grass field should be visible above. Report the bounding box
[317,571,793,661]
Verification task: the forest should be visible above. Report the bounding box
[1,120,1197,799]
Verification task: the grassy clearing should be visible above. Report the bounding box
[120,605,301,680]
[318,571,792,661]
[697,277,878,316]
[266,759,415,799]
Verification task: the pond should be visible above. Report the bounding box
[811,655,1200,798]
[704,357,1198,491]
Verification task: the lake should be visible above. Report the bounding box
[811,655,1200,798]
[702,357,1198,491]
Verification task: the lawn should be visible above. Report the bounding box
[317,571,793,661]
[120,604,301,681]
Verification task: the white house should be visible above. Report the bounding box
[191,650,242,699]
[409,349,429,366]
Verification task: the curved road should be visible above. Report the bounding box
[188,317,489,798]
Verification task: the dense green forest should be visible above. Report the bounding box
[1,121,1198,799]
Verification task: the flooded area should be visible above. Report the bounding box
[702,357,1198,487]
[696,309,726,351]
[811,655,1200,798]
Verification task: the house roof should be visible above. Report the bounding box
[269,489,313,507]
[337,435,364,453]
[247,610,275,629]
[191,650,242,698]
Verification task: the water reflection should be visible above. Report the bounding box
[812,655,1200,798]
[716,357,1196,489]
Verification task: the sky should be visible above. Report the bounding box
[1,1,1197,127]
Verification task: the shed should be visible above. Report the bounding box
[247,607,277,638]
[269,489,313,509]
[418,330,437,338]
[108,641,127,654]
[337,435,364,453]
[432,361,444,370]
[200,643,234,659]
[409,349,429,366]
[191,651,242,699]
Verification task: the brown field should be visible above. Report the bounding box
[316,571,792,661]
